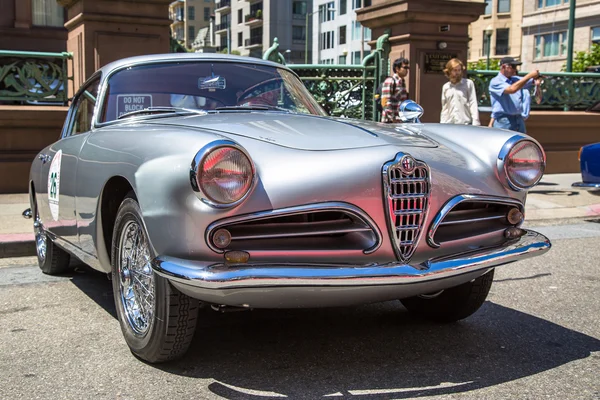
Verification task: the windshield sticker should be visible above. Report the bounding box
[116,94,153,118]
[198,73,226,91]
[48,149,62,221]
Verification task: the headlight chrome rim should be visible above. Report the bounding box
[497,135,546,191]
[191,140,256,208]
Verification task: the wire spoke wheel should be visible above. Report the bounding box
[117,219,155,336]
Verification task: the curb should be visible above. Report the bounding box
[0,234,36,258]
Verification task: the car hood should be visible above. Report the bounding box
[149,112,438,150]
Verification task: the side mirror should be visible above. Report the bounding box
[399,100,424,123]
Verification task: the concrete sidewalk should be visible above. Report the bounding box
[1,173,599,258]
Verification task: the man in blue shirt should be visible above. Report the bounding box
[489,57,541,133]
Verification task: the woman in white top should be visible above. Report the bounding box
[440,58,480,126]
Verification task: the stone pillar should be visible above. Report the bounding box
[357,0,484,123]
[57,0,173,94]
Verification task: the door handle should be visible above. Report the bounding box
[39,154,52,164]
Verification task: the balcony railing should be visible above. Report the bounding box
[244,11,263,24]
[215,22,230,32]
[215,0,231,10]
[0,50,73,105]
[245,37,263,47]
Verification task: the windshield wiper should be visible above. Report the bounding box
[215,105,292,113]
[117,106,206,120]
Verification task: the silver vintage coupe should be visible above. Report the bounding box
[29,54,551,363]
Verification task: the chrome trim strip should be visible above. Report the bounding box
[572,182,600,190]
[497,135,546,192]
[153,229,550,290]
[205,202,383,255]
[232,225,373,240]
[439,214,506,226]
[427,194,524,248]
[190,139,257,209]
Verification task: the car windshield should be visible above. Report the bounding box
[99,61,327,122]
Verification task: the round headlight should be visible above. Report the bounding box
[502,139,545,190]
[196,145,254,206]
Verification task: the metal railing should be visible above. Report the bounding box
[468,70,600,111]
[0,50,73,105]
[263,33,392,121]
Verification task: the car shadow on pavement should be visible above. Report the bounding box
[141,301,600,399]
[68,262,116,319]
[529,189,579,196]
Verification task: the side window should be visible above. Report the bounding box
[70,77,100,136]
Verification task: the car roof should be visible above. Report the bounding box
[98,53,288,77]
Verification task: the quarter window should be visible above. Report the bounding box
[70,77,100,136]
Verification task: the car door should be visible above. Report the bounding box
[39,76,100,246]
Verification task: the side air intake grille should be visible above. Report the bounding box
[382,153,430,262]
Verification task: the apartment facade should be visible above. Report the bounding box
[313,0,372,65]
[521,0,600,71]
[467,0,524,65]
[214,0,313,63]
[169,0,215,50]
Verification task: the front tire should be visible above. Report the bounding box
[111,195,199,363]
[400,269,495,322]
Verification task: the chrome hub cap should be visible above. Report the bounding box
[34,218,47,262]
[118,220,154,336]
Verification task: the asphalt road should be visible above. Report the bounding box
[1,220,599,400]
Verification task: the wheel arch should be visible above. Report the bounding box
[97,176,136,271]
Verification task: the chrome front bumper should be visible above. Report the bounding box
[152,230,551,308]
[572,182,600,191]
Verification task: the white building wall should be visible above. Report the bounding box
[312,0,372,65]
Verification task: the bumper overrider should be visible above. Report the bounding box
[152,229,551,308]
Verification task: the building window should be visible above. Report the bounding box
[319,2,335,22]
[497,0,510,13]
[340,0,347,15]
[319,31,334,50]
[364,27,371,41]
[484,0,492,14]
[364,0,371,6]
[339,25,346,45]
[496,28,509,55]
[351,21,362,41]
[238,32,243,47]
[188,26,195,41]
[293,1,307,16]
[32,0,64,27]
[238,9,243,24]
[352,51,361,64]
[338,55,347,64]
[293,26,306,42]
[592,27,600,45]
[204,7,210,21]
[352,0,361,9]
[537,0,569,8]
[188,6,195,20]
[535,31,567,58]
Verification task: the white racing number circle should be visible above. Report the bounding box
[48,150,62,221]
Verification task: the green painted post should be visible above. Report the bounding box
[565,0,576,73]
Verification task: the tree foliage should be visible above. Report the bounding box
[467,59,500,71]
[562,43,600,72]
[219,48,241,56]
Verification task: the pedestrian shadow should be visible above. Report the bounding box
[145,301,600,399]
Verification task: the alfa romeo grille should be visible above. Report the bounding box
[382,153,430,262]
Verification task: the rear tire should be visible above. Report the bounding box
[111,195,199,363]
[400,269,495,322]
[33,199,71,275]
